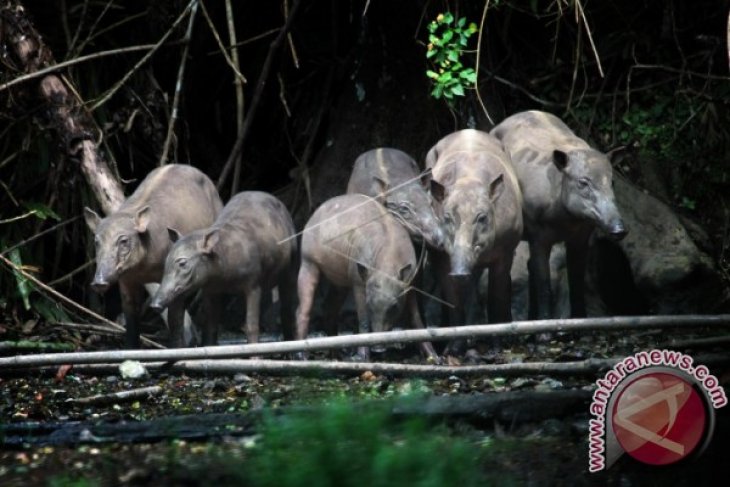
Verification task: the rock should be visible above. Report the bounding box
[496,174,723,319]
[119,360,147,380]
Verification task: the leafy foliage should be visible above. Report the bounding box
[425,12,478,101]
[247,399,490,486]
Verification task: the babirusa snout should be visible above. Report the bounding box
[149,296,165,312]
[449,245,474,277]
[90,277,110,294]
[597,199,628,241]
[426,225,447,250]
[90,265,115,294]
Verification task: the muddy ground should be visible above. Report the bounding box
[1,321,730,486]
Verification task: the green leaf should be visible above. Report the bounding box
[462,70,477,83]
[451,84,465,96]
[457,17,466,28]
[444,89,454,100]
[33,299,71,322]
[443,12,454,24]
[437,71,453,83]
[9,249,32,311]
[447,50,459,62]
[428,21,438,33]
[468,22,478,33]
[23,201,61,221]
[431,85,444,99]
[426,70,439,79]
[428,34,439,45]
[441,30,453,44]
[426,49,437,59]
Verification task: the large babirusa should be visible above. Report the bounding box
[150,191,298,346]
[425,129,523,327]
[84,164,223,348]
[491,110,627,319]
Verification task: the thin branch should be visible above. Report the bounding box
[474,0,494,125]
[71,0,116,57]
[198,0,247,84]
[226,0,245,194]
[216,0,303,191]
[574,0,604,78]
[55,322,124,336]
[48,260,94,287]
[158,0,200,166]
[0,44,158,94]
[284,0,300,68]
[73,386,162,405]
[0,216,80,257]
[2,314,729,368]
[90,0,196,112]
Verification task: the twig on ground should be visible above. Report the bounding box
[72,385,162,405]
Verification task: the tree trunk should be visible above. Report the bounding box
[1,1,125,214]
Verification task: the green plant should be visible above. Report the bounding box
[425,12,478,101]
[247,399,488,487]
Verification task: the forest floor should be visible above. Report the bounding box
[1,320,730,486]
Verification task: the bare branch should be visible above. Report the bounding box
[2,314,729,369]
[0,44,158,94]
[158,0,200,166]
[216,0,303,191]
[0,253,164,349]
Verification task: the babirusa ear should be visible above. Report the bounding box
[430,179,445,203]
[398,263,413,284]
[552,150,569,172]
[134,206,151,234]
[83,207,101,232]
[200,229,220,255]
[489,174,505,202]
[356,262,368,282]
[420,167,433,189]
[167,227,183,244]
[373,176,388,200]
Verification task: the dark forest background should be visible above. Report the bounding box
[0,0,728,324]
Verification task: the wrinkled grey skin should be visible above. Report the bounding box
[346,148,445,250]
[84,164,223,348]
[296,194,439,362]
[491,110,627,319]
[150,192,298,346]
[425,129,523,328]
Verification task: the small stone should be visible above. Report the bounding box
[119,360,147,379]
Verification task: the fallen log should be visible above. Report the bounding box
[56,353,730,379]
[0,390,591,446]
[1,314,729,369]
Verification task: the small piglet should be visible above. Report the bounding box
[150,191,297,346]
[85,164,223,348]
[296,194,439,362]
